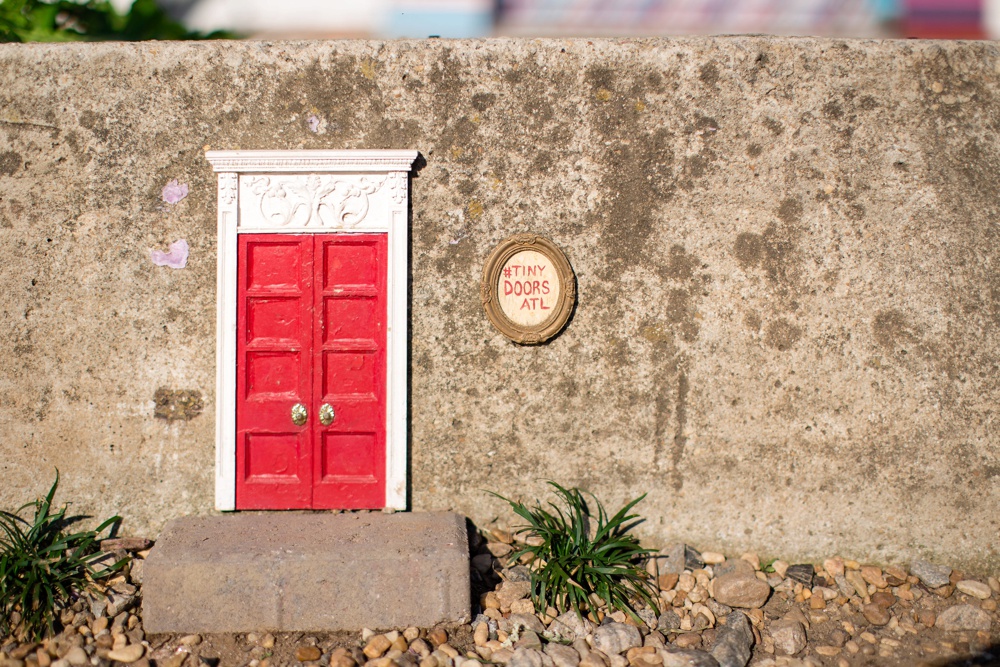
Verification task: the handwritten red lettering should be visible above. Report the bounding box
[541,280,550,295]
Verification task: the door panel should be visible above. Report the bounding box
[312,235,387,509]
[236,235,314,509]
[237,233,387,510]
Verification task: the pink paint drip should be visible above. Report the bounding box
[162,179,189,204]
[151,239,189,269]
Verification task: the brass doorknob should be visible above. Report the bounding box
[319,403,335,426]
[291,403,307,426]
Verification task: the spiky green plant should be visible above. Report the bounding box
[0,472,125,640]
[492,482,659,622]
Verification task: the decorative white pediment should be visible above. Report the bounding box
[206,150,418,233]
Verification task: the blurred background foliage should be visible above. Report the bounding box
[0,0,236,42]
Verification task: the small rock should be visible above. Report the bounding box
[883,566,908,586]
[100,537,154,552]
[671,635,701,650]
[709,611,753,667]
[712,573,771,609]
[107,644,145,664]
[427,629,448,648]
[845,571,869,600]
[510,599,535,615]
[364,636,392,659]
[983,599,997,611]
[474,622,490,646]
[658,650,717,667]
[770,561,788,579]
[515,631,543,651]
[988,576,1000,594]
[490,649,514,665]
[862,603,890,626]
[815,646,840,657]
[63,648,88,667]
[712,560,753,580]
[593,623,643,656]
[548,612,595,640]
[579,651,608,667]
[910,561,952,589]
[685,547,705,571]
[769,620,807,656]
[657,611,681,632]
[936,604,992,632]
[785,565,814,587]
[658,573,680,591]
[823,558,845,578]
[296,646,322,662]
[511,613,546,634]
[931,584,955,598]
[706,601,732,619]
[544,644,580,667]
[701,553,725,566]
[179,635,202,647]
[653,544,687,576]
[860,567,886,589]
[261,633,275,649]
[833,575,854,599]
[918,608,940,628]
[956,580,992,599]
[497,581,533,609]
[871,591,896,609]
[509,648,547,667]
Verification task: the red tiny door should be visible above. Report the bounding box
[236,233,387,510]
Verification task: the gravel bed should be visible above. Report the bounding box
[2,526,999,667]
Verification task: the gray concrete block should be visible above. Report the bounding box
[141,512,470,633]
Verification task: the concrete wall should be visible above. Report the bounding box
[1,37,998,571]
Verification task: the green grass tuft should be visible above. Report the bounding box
[492,482,659,623]
[0,471,126,640]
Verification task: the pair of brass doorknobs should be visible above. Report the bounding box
[291,403,335,426]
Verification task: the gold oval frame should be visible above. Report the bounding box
[481,234,576,345]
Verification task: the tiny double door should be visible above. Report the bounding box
[236,233,387,509]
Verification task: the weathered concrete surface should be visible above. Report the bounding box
[141,512,471,632]
[1,38,999,571]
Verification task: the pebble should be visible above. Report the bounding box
[910,561,952,589]
[844,571,869,600]
[63,648,87,667]
[364,635,392,659]
[295,646,322,662]
[935,604,993,632]
[861,603,890,626]
[712,572,771,609]
[497,581,533,609]
[956,580,992,599]
[671,634,701,649]
[593,623,642,656]
[989,577,1000,594]
[474,622,489,646]
[579,651,608,667]
[510,613,546,635]
[544,644,580,667]
[261,633,275,649]
[769,620,806,656]
[860,566,886,589]
[701,552,725,566]
[548,612,594,640]
[179,635,202,647]
[871,591,896,609]
[106,644,145,664]
[427,629,448,648]
[509,648,547,667]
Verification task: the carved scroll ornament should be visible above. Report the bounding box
[243,174,388,229]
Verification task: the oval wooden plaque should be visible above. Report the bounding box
[481,234,576,345]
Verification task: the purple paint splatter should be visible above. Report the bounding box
[151,239,189,269]
[162,179,189,204]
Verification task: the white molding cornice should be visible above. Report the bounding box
[205,150,420,173]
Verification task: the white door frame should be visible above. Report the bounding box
[205,150,419,511]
